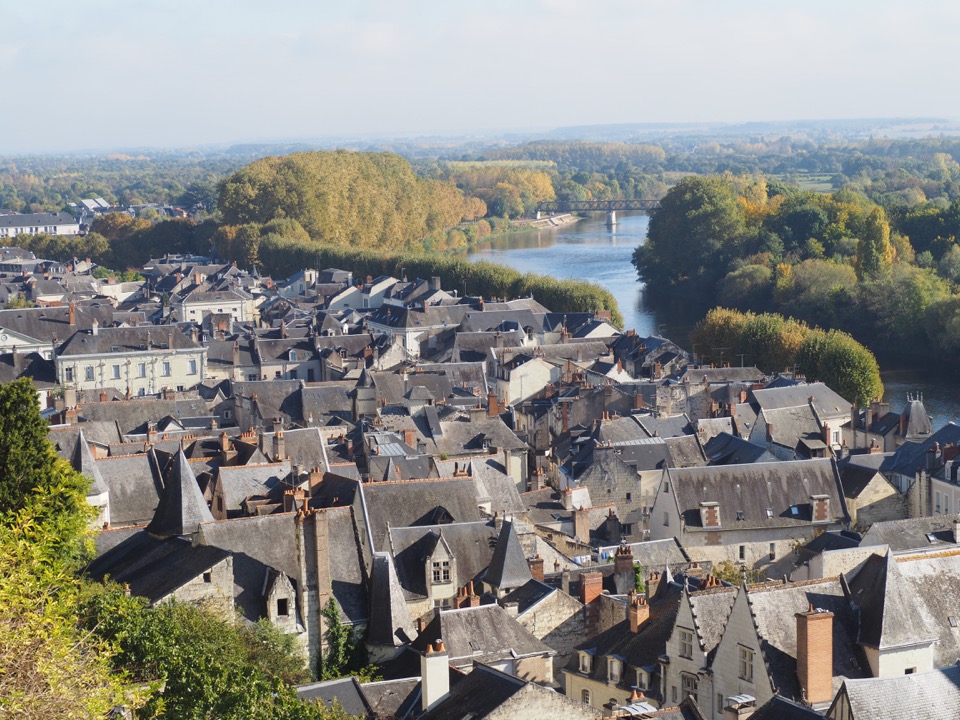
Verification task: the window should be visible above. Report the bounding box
[138,388,146,396]
[275,371,282,378]
[608,657,620,683]
[936,491,942,513]
[431,560,450,583]
[65,367,73,382]
[85,366,94,381]
[626,492,632,502]
[216,497,223,513]
[112,364,120,379]
[738,646,754,682]
[188,359,197,375]
[277,598,289,616]
[161,361,171,376]
[905,667,916,675]
[679,628,694,659]
[138,363,146,378]
[664,480,670,493]
[739,545,746,561]
[663,512,670,527]
[202,571,212,584]
[832,431,840,444]
[671,685,677,703]
[736,510,745,521]
[681,673,698,702]
[579,652,592,674]
[718,693,724,712]
[581,689,591,704]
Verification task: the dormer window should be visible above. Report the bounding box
[608,657,621,683]
[699,501,720,528]
[579,651,593,674]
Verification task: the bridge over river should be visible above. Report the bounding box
[534,198,658,226]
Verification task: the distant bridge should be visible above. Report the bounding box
[534,198,658,225]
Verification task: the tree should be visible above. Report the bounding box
[634,175,746,295]
[318,598,375,682]
[856,207,894,279]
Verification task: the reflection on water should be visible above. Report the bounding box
[466,212,960,426]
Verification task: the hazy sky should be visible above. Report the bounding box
[2,0,957,153]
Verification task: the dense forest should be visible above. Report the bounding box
[633,173,960,366]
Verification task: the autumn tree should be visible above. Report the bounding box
[856,207,894,279]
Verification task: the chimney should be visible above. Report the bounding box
[822,421,830,445]
[68,302,76,326]
[273,416,283,434]
[628,596,649,633]
[562,402,569,434]
[147,422,157,443]
[430,276,441,291]
[219,431,231,453]
[273,430,285,461]
[280,319,287,339]
[403,428,416,448]
[99,390,108,403]
[91,318,99,336]
[420,640,450,712]
[191,325,199,344]
[579,570,603,605]
[528,554,544,582]
[796,604,834,705]
[766,421,774,445]
[573,506,590,543]
[487,391,500,418]
[503,601,519,618]
[308,467,324,492]
[614,544,634,576]
[232,341,240,367]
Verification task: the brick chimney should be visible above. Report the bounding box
[628,596,649,633]
[528,554,544,582]
[579,570,603,605]
[68,302,76,326]
[308,467,324,492]
[487,391,500,417]
[796,604,833,705]
[403,428,416,448]
[99,390,108,403]
[614,544,634,576]
[273,430,285,461]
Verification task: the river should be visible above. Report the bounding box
[468,212,960,425]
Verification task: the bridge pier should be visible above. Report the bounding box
[606,210,617,227]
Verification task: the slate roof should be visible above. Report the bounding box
[837,453,893,499]
[368,552,415,647]
[484,520,532,590]
[746,577,865,699]
[636,414,693,438]
[885,423,960,478]
[197,507,368,624]
[418,664,525,720]
[0,303,114,343]
[295,677,368,717]
[749,696,826,720]
[500,578,557,614]
[703,432,776,465]
[434,456,525,516]
[859,515,959,550]
[751,382,851,419]
[412,604,554,666]
[688,586,737,654]
[146,450,215,539]
[86,531,230,603]
[215,462,290,516]
[58,325,201,356]
[72,430,108,496]
[834,665,960,720]
[389,521,497,599]
[901,398,933,440]
[95,452,163,526]
[665,458,848,529]
[77,397,209,435]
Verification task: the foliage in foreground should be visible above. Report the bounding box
[691,307,883,405]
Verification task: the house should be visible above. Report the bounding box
[56,325,207,394]
[826,666,960,720]
[412,604,557,684]
[0,211,80,238]
[836,453,905,528]
[661,577,864,718]
[648,459,850,570]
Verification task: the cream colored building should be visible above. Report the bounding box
[56,325,206,395]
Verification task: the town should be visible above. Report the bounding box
[3,225,959,720]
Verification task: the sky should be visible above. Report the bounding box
[1,0,958,153]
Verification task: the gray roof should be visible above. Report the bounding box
[666,458,848,529]
[688,586,737,654]
[86,531,230,604]
[368,552,415,647]
[362,478,484,551]
[412,604,554,666]
[0,211,77,228]
[834,665,960,720]
[146,450,214,539]
[295,677,368,717]
[901,398,933,440]
[389,521,496,599]
[746,577,865,698]
[751,382,851,418]
[95,452,163,526]
[78,397,209,435]
[484,520,532,590]
[58,324,201,356]
[860,515,959,551]
[750,696,826,720]
[703,432,777,465]
[72,429,107,496]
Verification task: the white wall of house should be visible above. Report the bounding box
[57,348,207,394]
